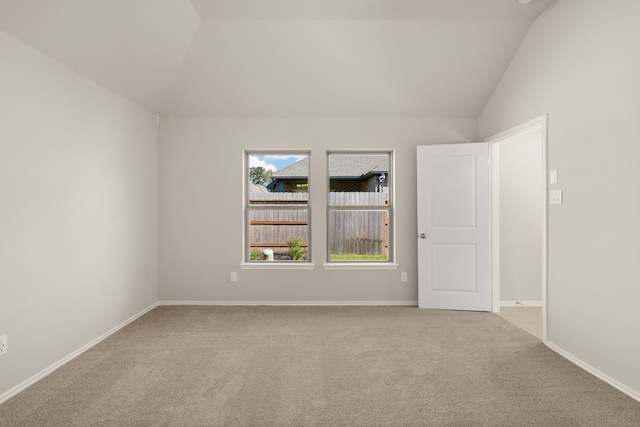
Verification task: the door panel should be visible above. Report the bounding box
[430,154,477,227]
[417,143,491,311]
[431,244,477,293]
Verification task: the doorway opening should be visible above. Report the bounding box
[487,115,548,342]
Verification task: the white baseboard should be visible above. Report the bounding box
[546,341,640,404]
[159,300,418,306]
[0,302,159,405]
[501,301,543,307]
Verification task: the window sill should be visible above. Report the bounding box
[322,263,400,271]
[239,263,316,271]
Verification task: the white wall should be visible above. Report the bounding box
[0,30,158,398]
[498,128,543,302]
[158,118,476,303]
[479,0,640,398]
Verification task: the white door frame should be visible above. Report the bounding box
[486,115,549,343]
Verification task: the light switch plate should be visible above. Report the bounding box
[549,169,558,184]
[550,189,563,204]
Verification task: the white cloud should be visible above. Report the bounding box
[249,156,277,172]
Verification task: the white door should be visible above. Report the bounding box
[417,143,491,311]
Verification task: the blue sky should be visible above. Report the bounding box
[249,154,306,172]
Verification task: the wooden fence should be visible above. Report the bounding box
[249,193,308,257]
[328,192,388,256]
[249,192,388,257]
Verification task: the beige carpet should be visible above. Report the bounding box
[495,306,543,340]
[1,306,639,426]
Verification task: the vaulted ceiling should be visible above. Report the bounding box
[0,0,556,117]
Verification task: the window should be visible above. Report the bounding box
[245,152,311,264]
[327,152,393,263]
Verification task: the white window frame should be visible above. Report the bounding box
[323,150,398,270]
[240,150,314,270]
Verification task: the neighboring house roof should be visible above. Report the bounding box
[270,158,310,178]
[249,182,270,193]
[271,155,388,179]
[328,155,388,178]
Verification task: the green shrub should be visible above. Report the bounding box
[330,253,388,261]
[287,238,306,261]
[250,249,263,260]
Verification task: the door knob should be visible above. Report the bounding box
[420,233,427,239]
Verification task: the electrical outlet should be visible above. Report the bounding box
[550,189,563,204]
[230,272,238,283]
[0,335,7,356]
[401,272,408,282]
